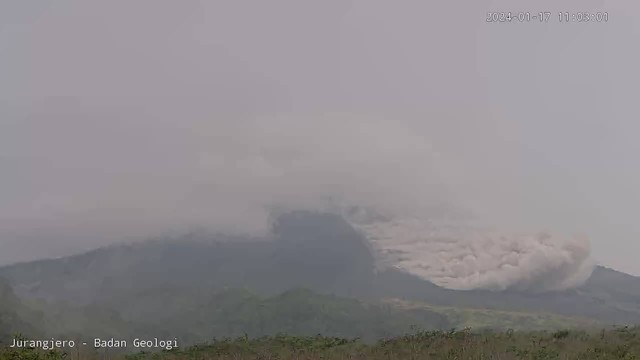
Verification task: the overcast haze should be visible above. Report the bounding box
[1,0,639,278]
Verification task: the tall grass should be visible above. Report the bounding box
[2,327,639,360]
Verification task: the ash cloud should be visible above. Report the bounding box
[0,106,596,291]
[354,218,595,292]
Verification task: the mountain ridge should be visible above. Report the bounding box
[1,211,639,328]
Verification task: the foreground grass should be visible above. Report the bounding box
[2,327,640,360]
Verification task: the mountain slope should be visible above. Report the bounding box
[1,211,639,329]
[0,283,452,345]
[118,287,451,343]
[0,278,42,344]
[0,212,376,305]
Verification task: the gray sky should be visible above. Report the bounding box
[1,0,639,275]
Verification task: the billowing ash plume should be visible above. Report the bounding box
[1,110,597,292]
[352,217,595,292]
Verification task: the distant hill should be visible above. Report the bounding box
[582,266,640,304]
[1,210,640,339]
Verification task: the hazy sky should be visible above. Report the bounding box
[1,0,639,275]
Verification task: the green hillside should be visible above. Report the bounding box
[0,281,611,350]
[0,278,42,345]
[2,284,449,346]
[154,288,450,342]
[384,299,602,331]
